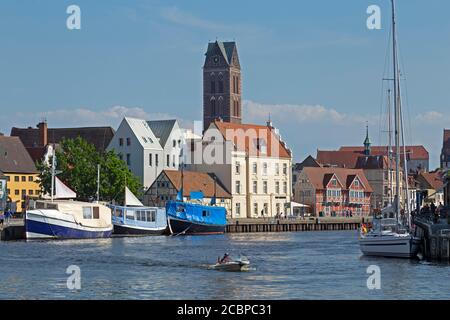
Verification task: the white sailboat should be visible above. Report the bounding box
[359,0,420,258]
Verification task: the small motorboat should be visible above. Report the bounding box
[208,256,251,272]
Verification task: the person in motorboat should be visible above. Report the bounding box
[218,253,232,264]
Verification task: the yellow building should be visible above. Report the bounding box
[0,136,40,212]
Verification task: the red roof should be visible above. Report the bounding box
[316,151,361,168]
[212,121,292,159]
[418,171,444,191]
[302,167,373,193]
[339,145,429,161]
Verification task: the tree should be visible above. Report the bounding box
[37,137,141,203]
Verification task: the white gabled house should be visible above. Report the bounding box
[108,117,185,189]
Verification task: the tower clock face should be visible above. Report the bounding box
[213,56,220,64]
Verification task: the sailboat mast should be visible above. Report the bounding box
[391,0,401,221]
[51,151,56,203]
[387,89,393,204]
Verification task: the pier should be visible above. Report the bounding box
[0,219,25,241]
[414,214,450,261]
[226,217,364,233]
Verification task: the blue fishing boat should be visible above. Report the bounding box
[166,200,227,235]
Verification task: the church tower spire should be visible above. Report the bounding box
[364,122,371,155]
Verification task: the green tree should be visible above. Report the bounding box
[37,137,141,203]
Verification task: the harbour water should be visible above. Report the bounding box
[0,231,449,300]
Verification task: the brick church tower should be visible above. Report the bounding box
[203,41,242,132]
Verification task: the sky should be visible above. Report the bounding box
[1,0,449,168]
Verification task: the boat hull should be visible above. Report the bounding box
[113,223,167,236]
[25,211,112,240]
[359,235,421,258]
[168,216,225,235]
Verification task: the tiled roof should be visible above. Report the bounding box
[212,121,292,159]
[294,155,322,171]
[0,136,38,174]
[206,41,237,65]
[418,171,444,191]
[11,126,115,152]
[147,120,177,148]
[302,167,373,192]
[316,151,361,168]
[162,170,231,198]
[339,145,429,161]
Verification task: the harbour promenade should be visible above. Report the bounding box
[226,217,365,233]
[0,219,25,241]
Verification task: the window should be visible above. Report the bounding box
[126,138,131,146]
[211,80,216,94]
[263,163,268,175]
[283,163,288,175]
[235,162,241,175]
[173,140,176,148]
[172,155,176,167]
[119,138,124,146]
[252,163,257,174]
[235,181,241,194]
[29,190,34,195]
[331,179,337,186]
[6,176,10,182]
[21,176,26,182]
[253,203,258,216]
[275,163,280,176]
[29,176,34,182]
[283,182,287,194]
[235,203,241,216]
[155,154,159,166]
[15,190,19,195]
[126,154,131,166]
[202,210,210,217]
[253,181,258,194]
[149,154,153,166]
[263,181,268,194]
[119,154,123,161]
[275,181,280,194]
[166,154,170,167]
[21,189,26,195]
[83,207,93,219]
[276,203,281,215]
[218,79,224,93]
[354,179,360,187]
[142,137,148,143]
[15,176,19,182]
[211,99,216,115]
[263,203,269,215]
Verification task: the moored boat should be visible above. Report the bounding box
[25,200,113,240]
[111,187,167,235]
[166,200,227,235]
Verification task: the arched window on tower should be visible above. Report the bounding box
[218,73,224,93]
[210,98,216,116]
[210,73,216,94]
[218,97,223,116]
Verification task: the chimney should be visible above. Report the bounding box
[37,121,48,146]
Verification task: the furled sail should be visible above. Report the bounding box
[125,187,143,207]
[55,177,77,199]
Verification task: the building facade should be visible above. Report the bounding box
[107,118,185,190]
[203,41,242,132]
[188,120,293,219]
[294,167,373,217]
[11,121,115,162]
[0,136,40,212]
[143,170,231,212]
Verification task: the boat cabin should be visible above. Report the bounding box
[111,205,167,230]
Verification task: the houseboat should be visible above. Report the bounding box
[111,187,167,235]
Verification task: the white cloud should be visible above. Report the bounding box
[243,100,376,125]
[0,106,187,134]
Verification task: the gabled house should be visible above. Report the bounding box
[107,118,185,189]
[143,170,231,212]
[294,167,373,217]
[416,170,445,206]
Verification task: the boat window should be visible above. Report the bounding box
[126,210,135,220]
[83,207,93,219]
[115,208,123,217]
[202,210,210,217]
[93,207,100,219]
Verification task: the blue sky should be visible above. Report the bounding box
[1,0,449,168]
